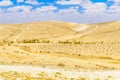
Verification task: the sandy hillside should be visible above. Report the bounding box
[0,21,120,79]
[0,21,92,41]
[70,21,120,42]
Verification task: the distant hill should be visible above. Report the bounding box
[0,21,120,42]
[0,21,120,71]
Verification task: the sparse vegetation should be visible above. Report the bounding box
[0,71,118,80]
[22,39,50,43]
[0,21,120,79]
[57,63,66,67]
[20,46,31,52]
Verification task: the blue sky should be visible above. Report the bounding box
[0,0,120,23]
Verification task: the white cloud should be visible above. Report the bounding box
[25,0,39,5]
[35,6,57,12]
[17,0,24,3]
[114,0,120,2]
[0,8,3,13]
[0,1,120,24]
[0,0,13,6]
[7,6,32,12]
[0,7,120,24]
[108,0,120,2]
[58,7,78,14]
[82,3,107,16]
[56,0,90,5]
[107,4,120,14]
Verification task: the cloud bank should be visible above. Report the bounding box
[0,0,120,23]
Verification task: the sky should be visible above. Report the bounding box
[0,0,120,24]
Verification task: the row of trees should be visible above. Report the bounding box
[58,40,107,44]
[0,39,119,44]
[22,39,50,43]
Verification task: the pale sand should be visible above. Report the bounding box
[0,65,120,79]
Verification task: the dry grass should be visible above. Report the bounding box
[0,71,117,80]
[0,43,119,71]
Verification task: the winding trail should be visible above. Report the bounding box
[52,26,98,42]
[13,25,98,42]
[0,65,120,79]
[13,26,29,42]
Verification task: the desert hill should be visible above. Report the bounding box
[0,21,120,73]
[0,21,120,43]
[0,21,79,41]
[75,21,120,42]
